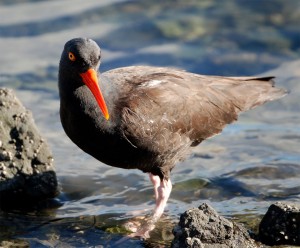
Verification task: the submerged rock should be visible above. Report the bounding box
[0,88,58,208]
[171,203,259,248]
[259,202,300,246]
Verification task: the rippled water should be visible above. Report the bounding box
[0,1,300,247]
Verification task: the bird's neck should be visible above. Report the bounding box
[59,72,118,134]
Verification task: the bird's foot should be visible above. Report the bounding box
[123,215,158,239]
[114,215,156,245]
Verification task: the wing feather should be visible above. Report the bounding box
[104,66,286,159]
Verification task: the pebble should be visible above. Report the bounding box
[0,163,5,170]
[0,150,13,161]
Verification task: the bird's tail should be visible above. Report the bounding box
[226,76,287,111]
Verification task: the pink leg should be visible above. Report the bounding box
[149,173,172,221]
[133,174,171,238]
[149,173,160,201]
[123,173,172,239]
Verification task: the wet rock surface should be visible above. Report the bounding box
[0,88,58,208]
[259,202,300,246]
[172,203,259,248]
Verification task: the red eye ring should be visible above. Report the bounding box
[68,52,76,61]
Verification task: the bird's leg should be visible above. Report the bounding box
[149,173,172,221]
[149,173,160,202]
[124,174,172,239]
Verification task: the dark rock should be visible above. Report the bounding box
[259,201,300,246]
[0,88,58,208]
[172,203,259,248]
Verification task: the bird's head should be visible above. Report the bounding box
[59,38,109,120]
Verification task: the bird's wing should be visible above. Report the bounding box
[105,66,286,150]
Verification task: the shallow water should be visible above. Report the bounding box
[0,0,300,247]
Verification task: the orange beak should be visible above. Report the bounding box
[80,69,110,120]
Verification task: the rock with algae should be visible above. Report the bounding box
[172,203,260,248]
[0,88,58,207]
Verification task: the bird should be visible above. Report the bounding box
[58,37,286,237]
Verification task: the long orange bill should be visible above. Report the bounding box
[80,69,110,120]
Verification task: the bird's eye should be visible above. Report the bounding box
[68,52,76,62]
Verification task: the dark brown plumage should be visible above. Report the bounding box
[58,38,286,237]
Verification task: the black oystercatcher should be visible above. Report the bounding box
[58,38,286,236]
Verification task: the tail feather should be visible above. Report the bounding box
[247,78,286,110]
[225,76,287,111]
